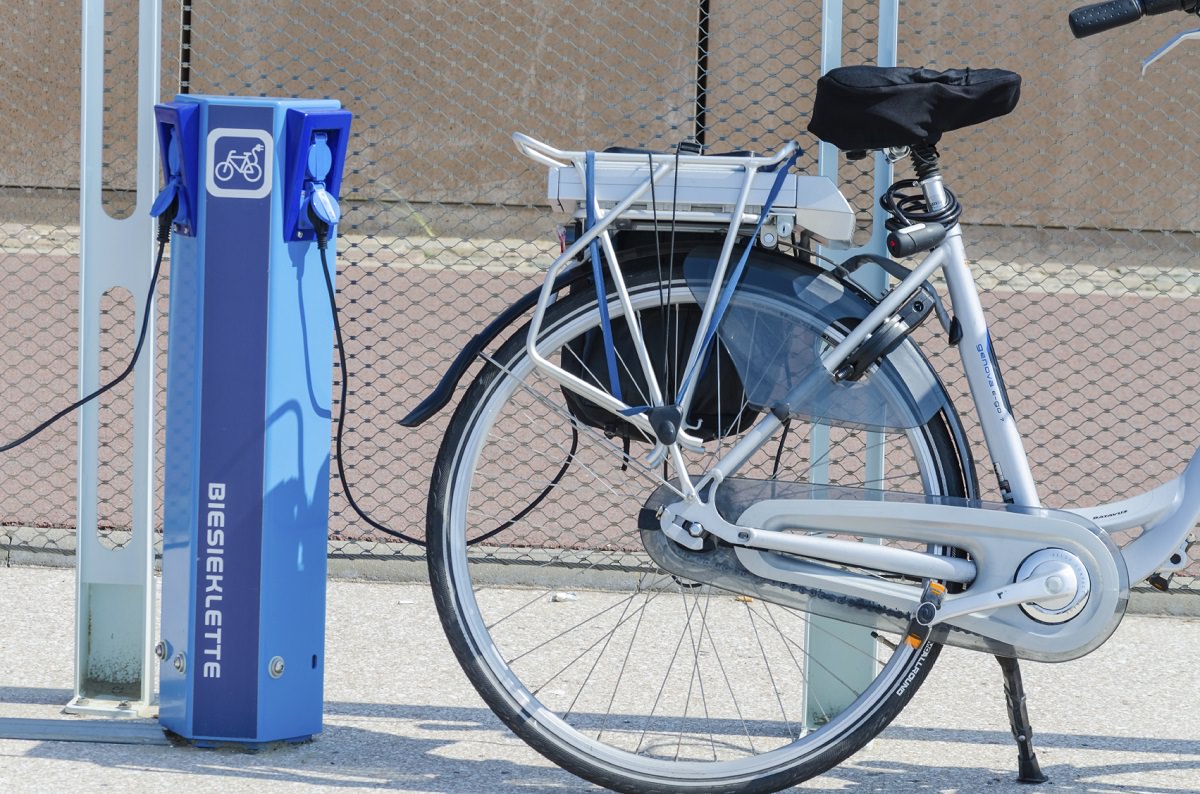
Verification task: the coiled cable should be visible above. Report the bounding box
[879,178,963,231]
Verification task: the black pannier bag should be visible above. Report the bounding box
[807,65,1021,151]
[560,298,760,443]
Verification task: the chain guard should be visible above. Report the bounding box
[639,478,1129,661]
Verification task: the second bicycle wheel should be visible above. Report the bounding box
[428,257,973,793]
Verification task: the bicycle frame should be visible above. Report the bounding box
[515,134,1195,600]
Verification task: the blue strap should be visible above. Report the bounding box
[582,146,800,424]
[585,151,623,401]
[671,148,801,407]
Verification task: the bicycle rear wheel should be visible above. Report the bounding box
[428,262,972,793]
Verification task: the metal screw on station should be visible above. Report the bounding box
[268,656,286,679]
[173,653,186,673]
[154,641,167,661]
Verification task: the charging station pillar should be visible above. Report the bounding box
[153,95,351,744]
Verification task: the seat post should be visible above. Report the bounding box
[910,143,952,215]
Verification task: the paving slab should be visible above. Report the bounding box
[1,565,1197,793]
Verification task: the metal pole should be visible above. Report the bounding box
[68,0,161,718]
[804,0,899,731]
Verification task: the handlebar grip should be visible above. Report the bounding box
[1069,0,1145,38]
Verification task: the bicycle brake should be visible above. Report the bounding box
[1143,28,1200,75]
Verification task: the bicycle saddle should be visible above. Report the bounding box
[807,66,1021,151]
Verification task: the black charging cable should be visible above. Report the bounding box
[312,218,426,546]
[315,213,574,547]
[0,207,174,454]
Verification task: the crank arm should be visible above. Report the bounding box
[905,560,1077,649]
[738,547,1079,629]
[922,561,1077,627]
[734,542,1115,662]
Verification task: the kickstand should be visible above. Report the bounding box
[997,655,1049,784]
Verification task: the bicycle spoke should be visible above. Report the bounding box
[480,350,677,493]
[503,576,677,673]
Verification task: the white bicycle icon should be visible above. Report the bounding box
[213,142,264,183]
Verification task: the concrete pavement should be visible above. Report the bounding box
[1,564,1198,793]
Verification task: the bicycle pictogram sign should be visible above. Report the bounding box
[214,143,264,184]
[206,128,273,199]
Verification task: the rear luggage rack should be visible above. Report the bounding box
[515,133,855,245]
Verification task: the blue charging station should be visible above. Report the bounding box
[153,95,351,745]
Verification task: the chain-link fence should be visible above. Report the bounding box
[1,1,1196,593]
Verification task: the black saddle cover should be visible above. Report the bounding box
[807,66,1021,151]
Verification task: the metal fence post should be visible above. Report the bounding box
[804,0,899,730]
[66,0,160,718]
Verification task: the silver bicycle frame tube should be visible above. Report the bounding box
[936,221,1198,583]
[939,228,1041,507]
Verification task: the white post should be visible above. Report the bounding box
[804,0,899,731]
[67,0,161,717]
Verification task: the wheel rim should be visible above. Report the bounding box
[436,275,959,787]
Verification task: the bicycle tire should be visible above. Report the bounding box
[428,258,973,793]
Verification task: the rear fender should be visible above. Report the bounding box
[399,266,588,426]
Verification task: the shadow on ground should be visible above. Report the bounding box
[4,688,1199,793]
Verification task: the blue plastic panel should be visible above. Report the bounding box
[283,108,352,242]
[153,102,200,235]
